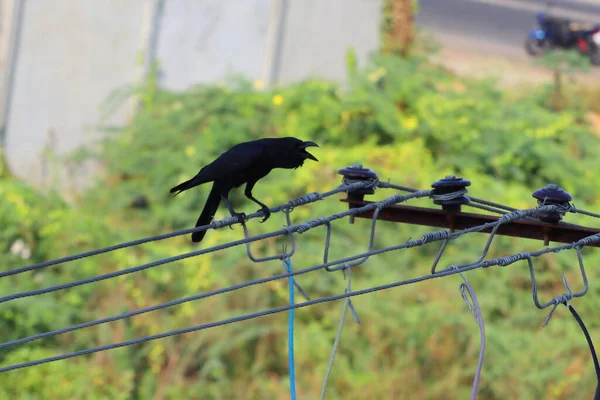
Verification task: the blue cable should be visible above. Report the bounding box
[284,258,297,400]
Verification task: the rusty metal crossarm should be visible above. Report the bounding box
[341,199,600,248]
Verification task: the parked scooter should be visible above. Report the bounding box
[525,11,600,66]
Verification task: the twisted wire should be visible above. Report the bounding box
[1,181,373,278]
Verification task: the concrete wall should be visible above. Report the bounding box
[0,0,382,192]
[276,0,381,84]
[2,0,149,192]
[155,0,272,90]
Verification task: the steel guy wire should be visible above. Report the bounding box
[440,233,600,273]
[377,177,597,229]
[363,177,570,238]
[319,266,359,400]
[570,205,600,220]
[0,264,456,373]
[541,274,576,328]
[0,190,431,304]
[5,175,594,280]
[319,217,359,321]
[374,180,419,194]
[0,181,374,279]
[430,204,571,274]
[527,246,589,326]
[565,303,600,399]
[340,175,600,226]
[427,234,486,399]
[327,203,567,273]
[242,208,296,263]
[3,175,599,384]
[0,204,590,351]
[2,231,599,374]
[452,266,485,400]
[323,205,385,273]
[445,236,593,326]
[240,208,309,301]
[465,202,509,215]
[376,179,518,214]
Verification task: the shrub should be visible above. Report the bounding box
[2,51,600,399]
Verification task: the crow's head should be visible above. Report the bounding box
[285,137,319,168]
[274,137,319,168]
[296,140,319,162]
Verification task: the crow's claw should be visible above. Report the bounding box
[236,212,247,223]
[258,207,271,223]
[229,212,247,229]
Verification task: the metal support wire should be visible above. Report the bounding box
[571,206,600,220]
[4,174,600,394]
[0,189,427,305]
[242,208,296,263]
[283,256,297,400]
[363,181,593,228]
[1,181,374,278]
[241,208,310,302]
[376,180,518,215]
[319,266,359,400]
[2,229,598,374]
[528,246,589,327]
[564,303,600,399]
[451,266,485,400]
[330,204,567,273]
[430,205,570,274]
[6,177,593,280]
[4,204,593,351]
[324,205,384,272]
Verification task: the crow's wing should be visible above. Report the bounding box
[195,141,265,182]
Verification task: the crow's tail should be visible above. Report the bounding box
[191,183,221,243]
[170,173,205,196]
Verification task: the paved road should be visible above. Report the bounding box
[416,0,600,57]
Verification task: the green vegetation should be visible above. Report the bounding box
[2,46,600,399]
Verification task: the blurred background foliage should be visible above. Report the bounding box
[2,32,600,399]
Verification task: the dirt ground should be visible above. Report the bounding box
[432,46,552,88]
[429,35,600,134]
[589,112,600,134]
[429,32,600,86]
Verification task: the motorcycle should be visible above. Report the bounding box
[525,11,600,66]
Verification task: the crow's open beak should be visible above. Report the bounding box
[300,141,319,162]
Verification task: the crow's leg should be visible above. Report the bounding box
[244,181,270,223]
[221,193,246,227]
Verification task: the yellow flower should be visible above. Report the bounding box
[185,145,196,157]
[272,94,284,106]
[400,115,419,131]
[341,111,351,124]
[253,79,264,89]
[368,67,387,82]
